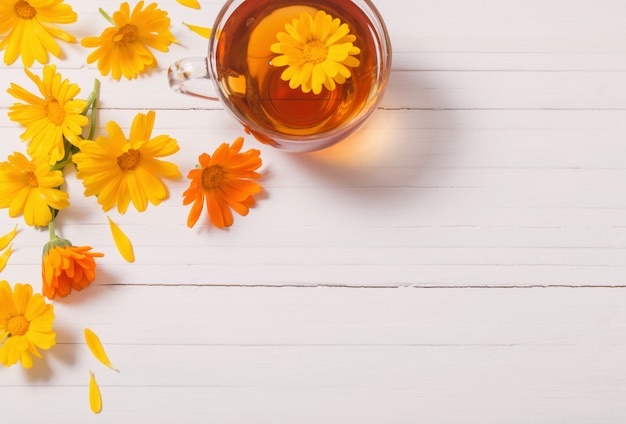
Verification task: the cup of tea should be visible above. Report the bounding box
[168,0,392,152]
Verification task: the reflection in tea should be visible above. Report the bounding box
[214,0,383,139]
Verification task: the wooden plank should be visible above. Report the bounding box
[2,286,626,422]
[3,69,626,110]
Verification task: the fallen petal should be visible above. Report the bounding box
[84,328,119,372]
[0,225,17,251]
[0,244,13,272]
[107,216,135,263]
[183,22,212,39]
[176,0,200,9]
[89,371,102,414]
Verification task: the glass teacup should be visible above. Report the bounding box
[168,0,392,152]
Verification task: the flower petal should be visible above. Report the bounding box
[89,371,103,414]
[84,328,119,372]
[0,244,13,272]
[0,225,17,251]
[183,22,211,39]
[107,217,135,263]
[176,0,201,9]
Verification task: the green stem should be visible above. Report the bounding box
[81,79,99,116]
[48,220,57,241]
[86,79,100,140]
[98,8,116,26]
[50,156,73,171]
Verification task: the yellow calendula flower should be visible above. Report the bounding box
[0,281,56,369]
[270,10,360,95]
[73,111,181,214]
[7,65,89,166]
[0,0,77,66]
[0,152,69,227]
[81,2,177,80]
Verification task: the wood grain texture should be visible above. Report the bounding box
[0,0,625,422]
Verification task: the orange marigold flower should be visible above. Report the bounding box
[183,137,262,229]
[42,241,104,300]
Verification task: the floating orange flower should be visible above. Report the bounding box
[0,0,77,66]
[41,233,104,300]
[81,2,177,80]
[270,10,360,94]
[183,137,262,229]
[0,281,56,368]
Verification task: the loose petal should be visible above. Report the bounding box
[89,371,103,414]
[183,23,212,39]
[107,216,135,263]
[84,328,119,372]
[0,244,13,272]
[177,0,201,9]
[0,225,17,251]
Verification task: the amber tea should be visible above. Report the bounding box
[169,0,391,151]
[212,0,384,139]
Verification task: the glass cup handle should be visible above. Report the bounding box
[167,57,219,101]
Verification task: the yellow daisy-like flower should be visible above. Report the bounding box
[270,10,360,95]
[0,0,77,66]
[81,2,177,80]
[72,110,181,214]
[0,281,56,369]
[7,65,88,166]
[0,152,69,227]
[183,137,262,229]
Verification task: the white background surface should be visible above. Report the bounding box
[1,0,626,422]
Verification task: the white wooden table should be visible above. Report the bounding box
[1,0,626,422]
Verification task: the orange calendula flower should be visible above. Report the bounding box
[41,230,104,300]
[270,10,360,95]
[81,2,177,80]
[7,65,89,165]
[72,110,181,214]
[0,281,56,369]
[0,0,77,66]
[0,152,69,227]
[183,137,262,229]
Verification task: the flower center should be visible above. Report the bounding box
[114,24,138,43]
[46,99,66,125]
[117,149,140,171]
[14,0,36,19]
[202,165,224,189]
[303,40,328,64]
[25,171,38,188]
[7,315,29,336]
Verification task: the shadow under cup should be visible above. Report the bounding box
[168,0,392,152]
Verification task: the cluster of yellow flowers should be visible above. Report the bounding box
[0,0,363,412]
[0,0,264,384]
